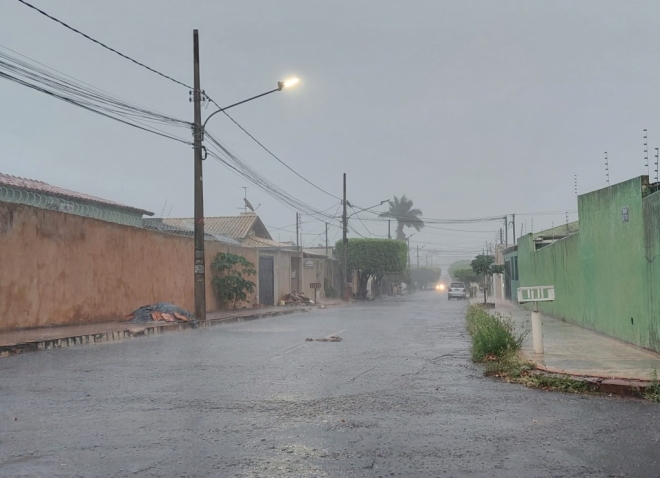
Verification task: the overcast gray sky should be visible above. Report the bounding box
[2,0,658,266]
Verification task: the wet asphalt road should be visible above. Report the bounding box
[1,293,659,477]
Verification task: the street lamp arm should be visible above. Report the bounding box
[202,87,280,134]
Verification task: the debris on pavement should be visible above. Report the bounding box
[304,335,343,342]
[127,303,198,327]
[280,292,313,305]
[316,335,342,342]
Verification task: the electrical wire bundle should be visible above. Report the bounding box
[204,131,343,227]
[0,47,192,144]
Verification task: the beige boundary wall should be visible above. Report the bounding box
[0,202,258,330]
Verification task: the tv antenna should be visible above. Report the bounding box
[236,187,260,213]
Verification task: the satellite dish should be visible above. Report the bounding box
[244,197,255,212]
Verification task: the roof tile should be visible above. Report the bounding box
[163,215,272,240]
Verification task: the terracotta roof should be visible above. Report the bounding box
[163,214,272,240]
[143,218,240,245]
[0,172,153,216]
[240,236,295,249]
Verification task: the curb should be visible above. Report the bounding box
[533,364,654,396]
[0,308,311,358]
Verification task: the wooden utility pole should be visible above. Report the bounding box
[388,219,391,239]
[416,245,420,289]
[192,29,206,321]
[512,214,516,245]
[503,216,508,247]
[296,213,301,292]
[342,173,348,300]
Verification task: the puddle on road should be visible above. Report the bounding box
[243,443,329,478]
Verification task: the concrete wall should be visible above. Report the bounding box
[517,176,660,352]
[301,258,326,302]
[642,190,660,350]
[503,248,519,303]
[518,233,582,321]
[0,188,146,227]
[0,201,257,330]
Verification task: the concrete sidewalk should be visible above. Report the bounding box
[487,298,660,382]
[0,301,342,357]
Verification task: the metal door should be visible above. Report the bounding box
[259,256,275,305]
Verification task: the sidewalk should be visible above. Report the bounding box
[486,298,660,382]
[0,300,342,357]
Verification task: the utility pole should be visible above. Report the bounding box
[416,245,420,291]
[388,220,391,239]
[296,213,303,292]
[512,214,516,245]
[504,216,508,247]
[406,236,411,293]
[192,29,206,321]
[342,173,348,301]
[325,222,328,257]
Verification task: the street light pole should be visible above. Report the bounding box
[342,173,348,301]
[192,29,206,321]
[189,34,299,317]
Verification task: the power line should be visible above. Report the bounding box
[205,95,341,201]
[16,0,192,89]
[204,132,343,228]
[0,49,192,144]
[349,206,379,237]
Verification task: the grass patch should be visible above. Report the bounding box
[465,304,526,362]
[643,369,660,402]
[482,353,595,393]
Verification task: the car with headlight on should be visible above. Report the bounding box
[447,282,467,300]
[435,283,446,292]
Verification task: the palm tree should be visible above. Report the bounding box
[379,195,424,240]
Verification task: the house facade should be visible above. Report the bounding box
[155,213,335,306]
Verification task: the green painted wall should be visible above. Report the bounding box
[518,176,660,352]
[518,233,583,322]
[503,249,519,303]
[642,191,660,351]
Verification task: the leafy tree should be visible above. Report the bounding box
[378,195,424,240]
[470,254,505,304]
[211,252,256,309]
[448,260,472,280]
[453,268,479,285]
[336,239,407,298]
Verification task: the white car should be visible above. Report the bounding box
[448,282,467,300]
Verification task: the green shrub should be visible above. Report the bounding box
[465,305,525,362]
[211,252,256,309]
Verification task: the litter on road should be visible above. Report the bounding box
[126,302,199,327]
[306,335,342,342]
